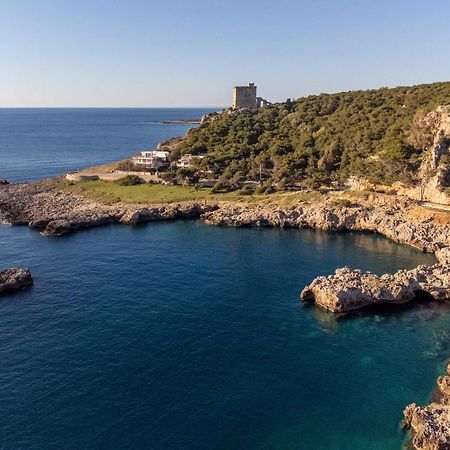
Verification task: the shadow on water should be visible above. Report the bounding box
[302,295,450,363]
[302,293,450,327]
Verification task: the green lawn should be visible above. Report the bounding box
[67,180,240,204]
[66,179,330,207]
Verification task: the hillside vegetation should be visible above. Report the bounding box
[167,81,450,189]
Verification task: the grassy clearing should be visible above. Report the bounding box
[65,179,330,207]
[66,180,241,204]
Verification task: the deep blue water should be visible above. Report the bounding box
[0,222,446,450]
[0,108,216,183]
[0,109,449,449]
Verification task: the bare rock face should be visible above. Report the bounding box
[416,106,450,204]
[436,248,450,265]
[300,264,450,313]
[0,268,33,295]
[403,363,450,450]
[419,107,450,176]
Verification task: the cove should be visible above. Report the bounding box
[0,220,448,450]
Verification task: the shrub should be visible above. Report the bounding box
[211,180,230,193]
[115,175,144,186]
[238,186,254,195]
[116,160,149,172]
[330,198,353,208]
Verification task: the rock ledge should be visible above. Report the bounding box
[403,362,450,450]
[300,264,450,313]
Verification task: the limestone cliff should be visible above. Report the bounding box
[414,106,450,204]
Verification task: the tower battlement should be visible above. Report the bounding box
[232,83,257,109]
[232,83,271,109]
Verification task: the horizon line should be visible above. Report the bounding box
[0,106,225,109]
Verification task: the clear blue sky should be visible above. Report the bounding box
[1,0,449,107]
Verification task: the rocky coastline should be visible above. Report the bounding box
[403,362,450,450]
[0,179,218,236]
[1,178,450,447]
[0,268,33,295]
[2,179,450,314]
[201,200,450,309]
[2,181,450,305]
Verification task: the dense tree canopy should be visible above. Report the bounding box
[168,82,450,188]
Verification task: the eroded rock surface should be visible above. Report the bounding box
[202,198,450,252]
[300,264,450,313]
[403,363,450,450]
[0,179,217,236]
[0,268,33,295]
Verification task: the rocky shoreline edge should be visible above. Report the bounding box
[2,179,450,314]
[403,362,450,450]
[1,179,450,448]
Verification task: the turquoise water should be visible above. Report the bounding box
[0,222,446,449]
[0,108,449,449]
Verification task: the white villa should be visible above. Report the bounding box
[132,150,169,169]
[176,154,204,168]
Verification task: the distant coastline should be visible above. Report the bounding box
[160,119,201,124]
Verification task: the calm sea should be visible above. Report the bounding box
[0,108,217,183]
[0,109,448,449]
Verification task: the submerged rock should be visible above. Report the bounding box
[0,268,33,295]
[403,363,450,450]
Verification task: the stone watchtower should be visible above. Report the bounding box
[232,83,257,109]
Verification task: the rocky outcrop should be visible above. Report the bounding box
[0,179,9,185]
[416,106,450,205]
[200,111,220,124]
[300,264,450,313]
[202,197,450,252]
[418,107,450,178]
[0,268,33,295]
[0,179,217,236]
[403,363,450,450]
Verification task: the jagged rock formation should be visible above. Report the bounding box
[300,264,450,313]
[403,362,450,450]
[415,106,450,204]
[0,268,33,295]
[0,179,217,236]
[202,197,450,252]
[417,107,450,177]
